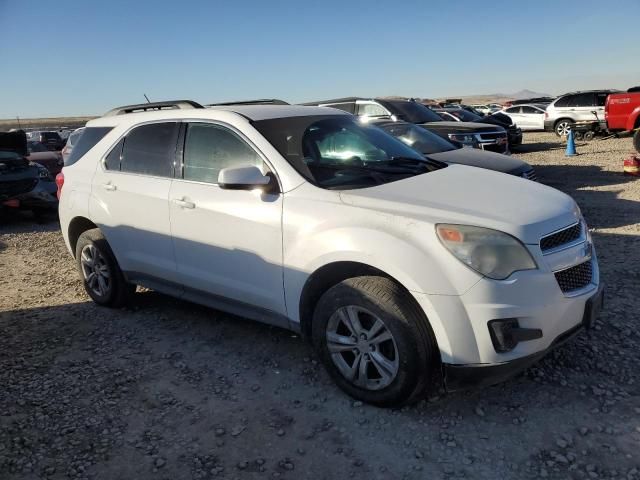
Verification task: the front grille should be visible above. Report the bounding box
[0,178,38,198]
[540,223,583,252]
[478,132,507,141]
[521,169,538,181]
[555,261,593,293]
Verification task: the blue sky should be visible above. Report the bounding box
[1,0,638,118]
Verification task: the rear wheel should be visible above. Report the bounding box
[584,131,595,141]
[75,229,134,307]
[312,276,439,407]
[555,119,572,137]
[633,130,640,153]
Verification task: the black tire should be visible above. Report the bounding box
[584,131,595,141]
[634,130,640,154]
[554,119,573,137]
[312,276,439,407]
[75,229,134,307]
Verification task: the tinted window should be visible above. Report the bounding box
[521,106,540,114]
[568,93,595,107]
[324,103,356,114]
[104,138,124,171]
[120,122,179,177]
[42,132,61,141]
[505,107,521,114]
[376,100,443,123]
[596,92,609,107]
[65,127,113,166]
[554,95,572,108]
[449,110,482,122]
[183,123,262,184]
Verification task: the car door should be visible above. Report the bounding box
[504,106,525,128]
[168,121,286,317]
[90,121,179,284]
[521,106,545,130]
[569,92,597,122]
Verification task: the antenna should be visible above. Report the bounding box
[143,94,151,104]
[16,116,22,130]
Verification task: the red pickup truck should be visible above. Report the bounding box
[605,87,640,151]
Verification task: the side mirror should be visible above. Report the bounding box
[218,165,273,191]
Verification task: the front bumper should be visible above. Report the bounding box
[442,283,604,391]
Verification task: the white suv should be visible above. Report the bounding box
[58,100,603,406]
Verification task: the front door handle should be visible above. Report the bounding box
[102,183,117,191]
[172,198,196,209]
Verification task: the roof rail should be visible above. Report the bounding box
[103,100,204,117]
[207,99,289,106]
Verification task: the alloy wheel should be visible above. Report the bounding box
[326,306,399,390]
[80,244,111,297]
[556,121,571,136]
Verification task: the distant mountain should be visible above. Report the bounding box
[491,89,552,100]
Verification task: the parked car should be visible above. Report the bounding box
[0,131,58,216]
[27,141,64,176]
[371,119,537,180]
[605,88,640,152]
[433,108,523,150]
[58,100,603,407]
[303,97,509,154]
[544,90,620,136]
[470,104,500,115]
[25,130,64,151]
[501,104,546,131]
[61,127,85,163]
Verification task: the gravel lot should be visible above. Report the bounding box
[1,132,639,479]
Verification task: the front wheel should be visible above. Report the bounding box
[75,229,134,307]
[312,276,439,407]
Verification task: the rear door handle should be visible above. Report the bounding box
[102,183,117,191]
[172,198,195,209]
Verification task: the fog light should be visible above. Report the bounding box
[488,319,542,353]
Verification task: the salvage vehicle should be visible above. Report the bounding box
[25,130,64,151]
[605,88,640,152]
[59,100,603,407]
[0,131,58,216]
[500,104,546,131]
[27,140,64,176]
[544,90,619,136]
[302,97,510,154]
[372,119,537,180]
[434,108,523,149]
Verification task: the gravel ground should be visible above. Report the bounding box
[1,132,639,480]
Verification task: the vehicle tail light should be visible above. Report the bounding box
[545,112,548,119]
[55,171,64,199]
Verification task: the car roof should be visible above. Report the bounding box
[88,104,347,127]
[557,89,621,96]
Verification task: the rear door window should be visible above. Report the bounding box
[554,95,572,108]
[65,127,113,166]
[521,106,539,114]
[120,122,179,177]
[568,93,595,107]
[595,92,609,107]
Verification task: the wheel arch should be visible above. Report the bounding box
[67,216,98,256]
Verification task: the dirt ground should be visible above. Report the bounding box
[1,132,639,480]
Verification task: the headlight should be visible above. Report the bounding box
[436,224,537,280]
[448,133,477,147]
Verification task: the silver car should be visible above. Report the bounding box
[544,90,619,136]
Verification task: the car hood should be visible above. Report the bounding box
[339,164,578,244]
[421,121,506,133]
[428,148,530,175]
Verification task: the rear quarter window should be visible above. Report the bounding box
[65,127,113,166]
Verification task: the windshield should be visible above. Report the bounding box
[376,100,443,124]
[379,122,456,154]
[448,109,482,122]
[253,115,441,190]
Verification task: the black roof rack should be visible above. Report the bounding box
[207,99,289,106]
[103,100,204,117]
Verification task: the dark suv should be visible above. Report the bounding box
[302,97,509,154]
